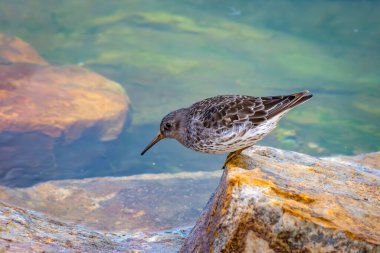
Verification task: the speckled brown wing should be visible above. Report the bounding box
[190,91,311,131]
[259,91,313,119]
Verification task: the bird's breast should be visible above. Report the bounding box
[183,117,281,154]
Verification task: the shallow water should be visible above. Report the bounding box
[0,0,379,185]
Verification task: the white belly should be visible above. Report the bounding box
[190,115,282,154]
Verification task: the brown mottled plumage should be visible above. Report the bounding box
[141,90,312,155]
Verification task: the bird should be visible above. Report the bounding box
[141,90,313,164]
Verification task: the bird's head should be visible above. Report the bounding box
[141,108,187,155]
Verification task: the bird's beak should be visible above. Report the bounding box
[141,132,164,155]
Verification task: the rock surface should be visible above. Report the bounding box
[0,33,48,65]
[0,171,221,232]
[327,152,380,171]
[0,33,128,142]
[181,146,380,253]
[0,202,188,252]
[0,33,129,186]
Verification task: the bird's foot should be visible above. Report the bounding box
[222,148,246,169]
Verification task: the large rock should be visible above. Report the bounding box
[0,34,128,142]
[0,34,129,186]
[0,63,128,141]
[0,171,221,233]
[0,202,188,252]
[181,146,380,252]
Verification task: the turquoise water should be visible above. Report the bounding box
[0,0,379,186]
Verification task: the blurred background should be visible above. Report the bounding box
[0,0,379,187]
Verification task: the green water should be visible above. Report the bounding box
[0,0,379,183]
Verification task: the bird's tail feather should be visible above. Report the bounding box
[267,90,313,118]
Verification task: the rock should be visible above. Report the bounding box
[0,63,128,141]
[180,146,380,253]
[0,171,221,233]
[0,50,128,141]
[0,33,48,65]
[0,33,129,186]
[326,152,380,171]
[0,201,188,252]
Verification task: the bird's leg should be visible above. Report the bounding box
[222,147,247,169]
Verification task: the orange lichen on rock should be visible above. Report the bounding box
[228,166,315,204]
[181,146,380,253]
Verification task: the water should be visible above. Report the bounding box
[0,0,379,186]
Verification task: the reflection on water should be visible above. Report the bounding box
[0,0,379,186]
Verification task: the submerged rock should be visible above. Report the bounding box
[0,34,129,186]
[181,146,380,252]
[0,202,188,252]
[0,33,128,142]
[0,33,48,65]
[0,171,221,233]
[0,63,128,141]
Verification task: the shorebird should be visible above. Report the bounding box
[141,90,312,164]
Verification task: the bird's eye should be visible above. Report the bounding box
[164,123,172,130]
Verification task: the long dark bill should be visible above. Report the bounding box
[141,132,164,155]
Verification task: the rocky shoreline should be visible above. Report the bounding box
[1,146,379,252]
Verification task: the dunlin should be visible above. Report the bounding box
[141,90,312,160]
